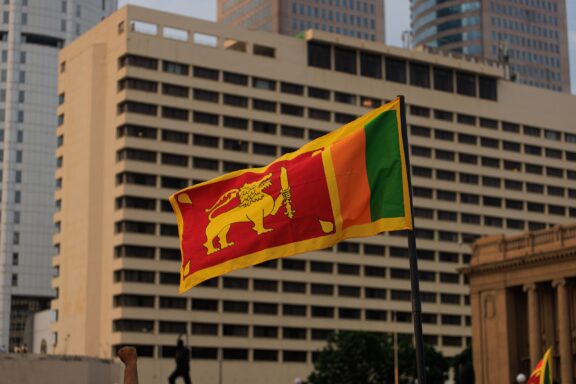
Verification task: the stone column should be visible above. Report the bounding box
[552,279,573,384]
[523,284,541,368]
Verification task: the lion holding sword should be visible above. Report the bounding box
[203,167,295,255]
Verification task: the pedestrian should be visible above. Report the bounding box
[168,339,191,384]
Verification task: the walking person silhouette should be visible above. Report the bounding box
[168,339,192,384]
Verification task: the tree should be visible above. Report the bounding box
[452,345,474,384]
[308,331,391,384]
[307,331,448,384]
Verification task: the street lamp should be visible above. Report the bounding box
[516,373,527,383]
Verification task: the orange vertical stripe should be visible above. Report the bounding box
[331,128,372,228]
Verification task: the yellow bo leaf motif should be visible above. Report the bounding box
[319,219,334,233]
[177,194,192,204]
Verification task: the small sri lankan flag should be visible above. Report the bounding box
[170,97,413,293]
[527,348,553,384]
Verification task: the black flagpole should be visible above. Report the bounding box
[398,95,427,384]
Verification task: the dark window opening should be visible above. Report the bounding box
[456,72,476,96]
[308,42,331,69]
[434,67,453,92]
[410,62,430,88]
[360,52,382,78]
[385,58,406,83]
[334,47,357,74]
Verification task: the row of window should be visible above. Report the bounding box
[114,146,264,173]
[117,122,324,149]
[120,75,368,119]
[113,143,576,195]
[291,0,377,20]
[125,166,483,212]
[117,57,570,143]
[409,106,575,144]
[116,99,356,126]
[110,211,505,246]
[112,296,468,323]
[290,19,377,41]
[410,124,576,161]
[110,196,552,244]
[491,22,561,56]
[114,333,468,361]
[414,182,576,220]
[115,186,566,236]
[116,98,575,156]
[112,344,315,361]
[413,205,574,226]
[114,318,470,340]
[112,242,469,264]
[120,79,574,161]
[413,159,575,193]
[411,168,576,218]
[115,266,465,290]
[411,146,575,182]
[307,42,498,100]
[111,143,576,219]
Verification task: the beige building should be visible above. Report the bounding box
[218,0,385,42]
[53,5,576,384]
[468,224,576,384]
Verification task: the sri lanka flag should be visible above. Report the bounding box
[527,348,553,384]
[170,98,413,293]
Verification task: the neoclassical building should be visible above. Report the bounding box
[468,224,576,384]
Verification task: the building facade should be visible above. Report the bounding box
[467,224,576,384]
[0,0,117,350]
[218,0,385,42]
[411,0,571,93]
[53,6,576,384]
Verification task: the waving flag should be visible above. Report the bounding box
[527,348,553,384]
[170,97,412,292]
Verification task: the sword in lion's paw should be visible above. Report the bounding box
[280,167,295,219]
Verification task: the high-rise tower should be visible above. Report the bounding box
[218,0,385,42]
[0,0,117,350]
[411,0,571,93]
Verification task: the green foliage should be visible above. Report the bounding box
[307,331,448,384]
[452,345,474,384]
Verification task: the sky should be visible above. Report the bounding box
[118,0,576,94]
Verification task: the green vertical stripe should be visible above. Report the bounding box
[364,111,405,221]
[543,360,552,384]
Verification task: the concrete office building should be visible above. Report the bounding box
[0,0,116,350]
[218,0,385,42]
[411,0,571,93]
[467,224,576,384]
[53,6,576,384]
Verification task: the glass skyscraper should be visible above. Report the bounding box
[411,0,571,92]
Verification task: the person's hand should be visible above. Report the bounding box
[117,346,138,366]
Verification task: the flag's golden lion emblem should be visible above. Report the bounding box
[203,167,294,255]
